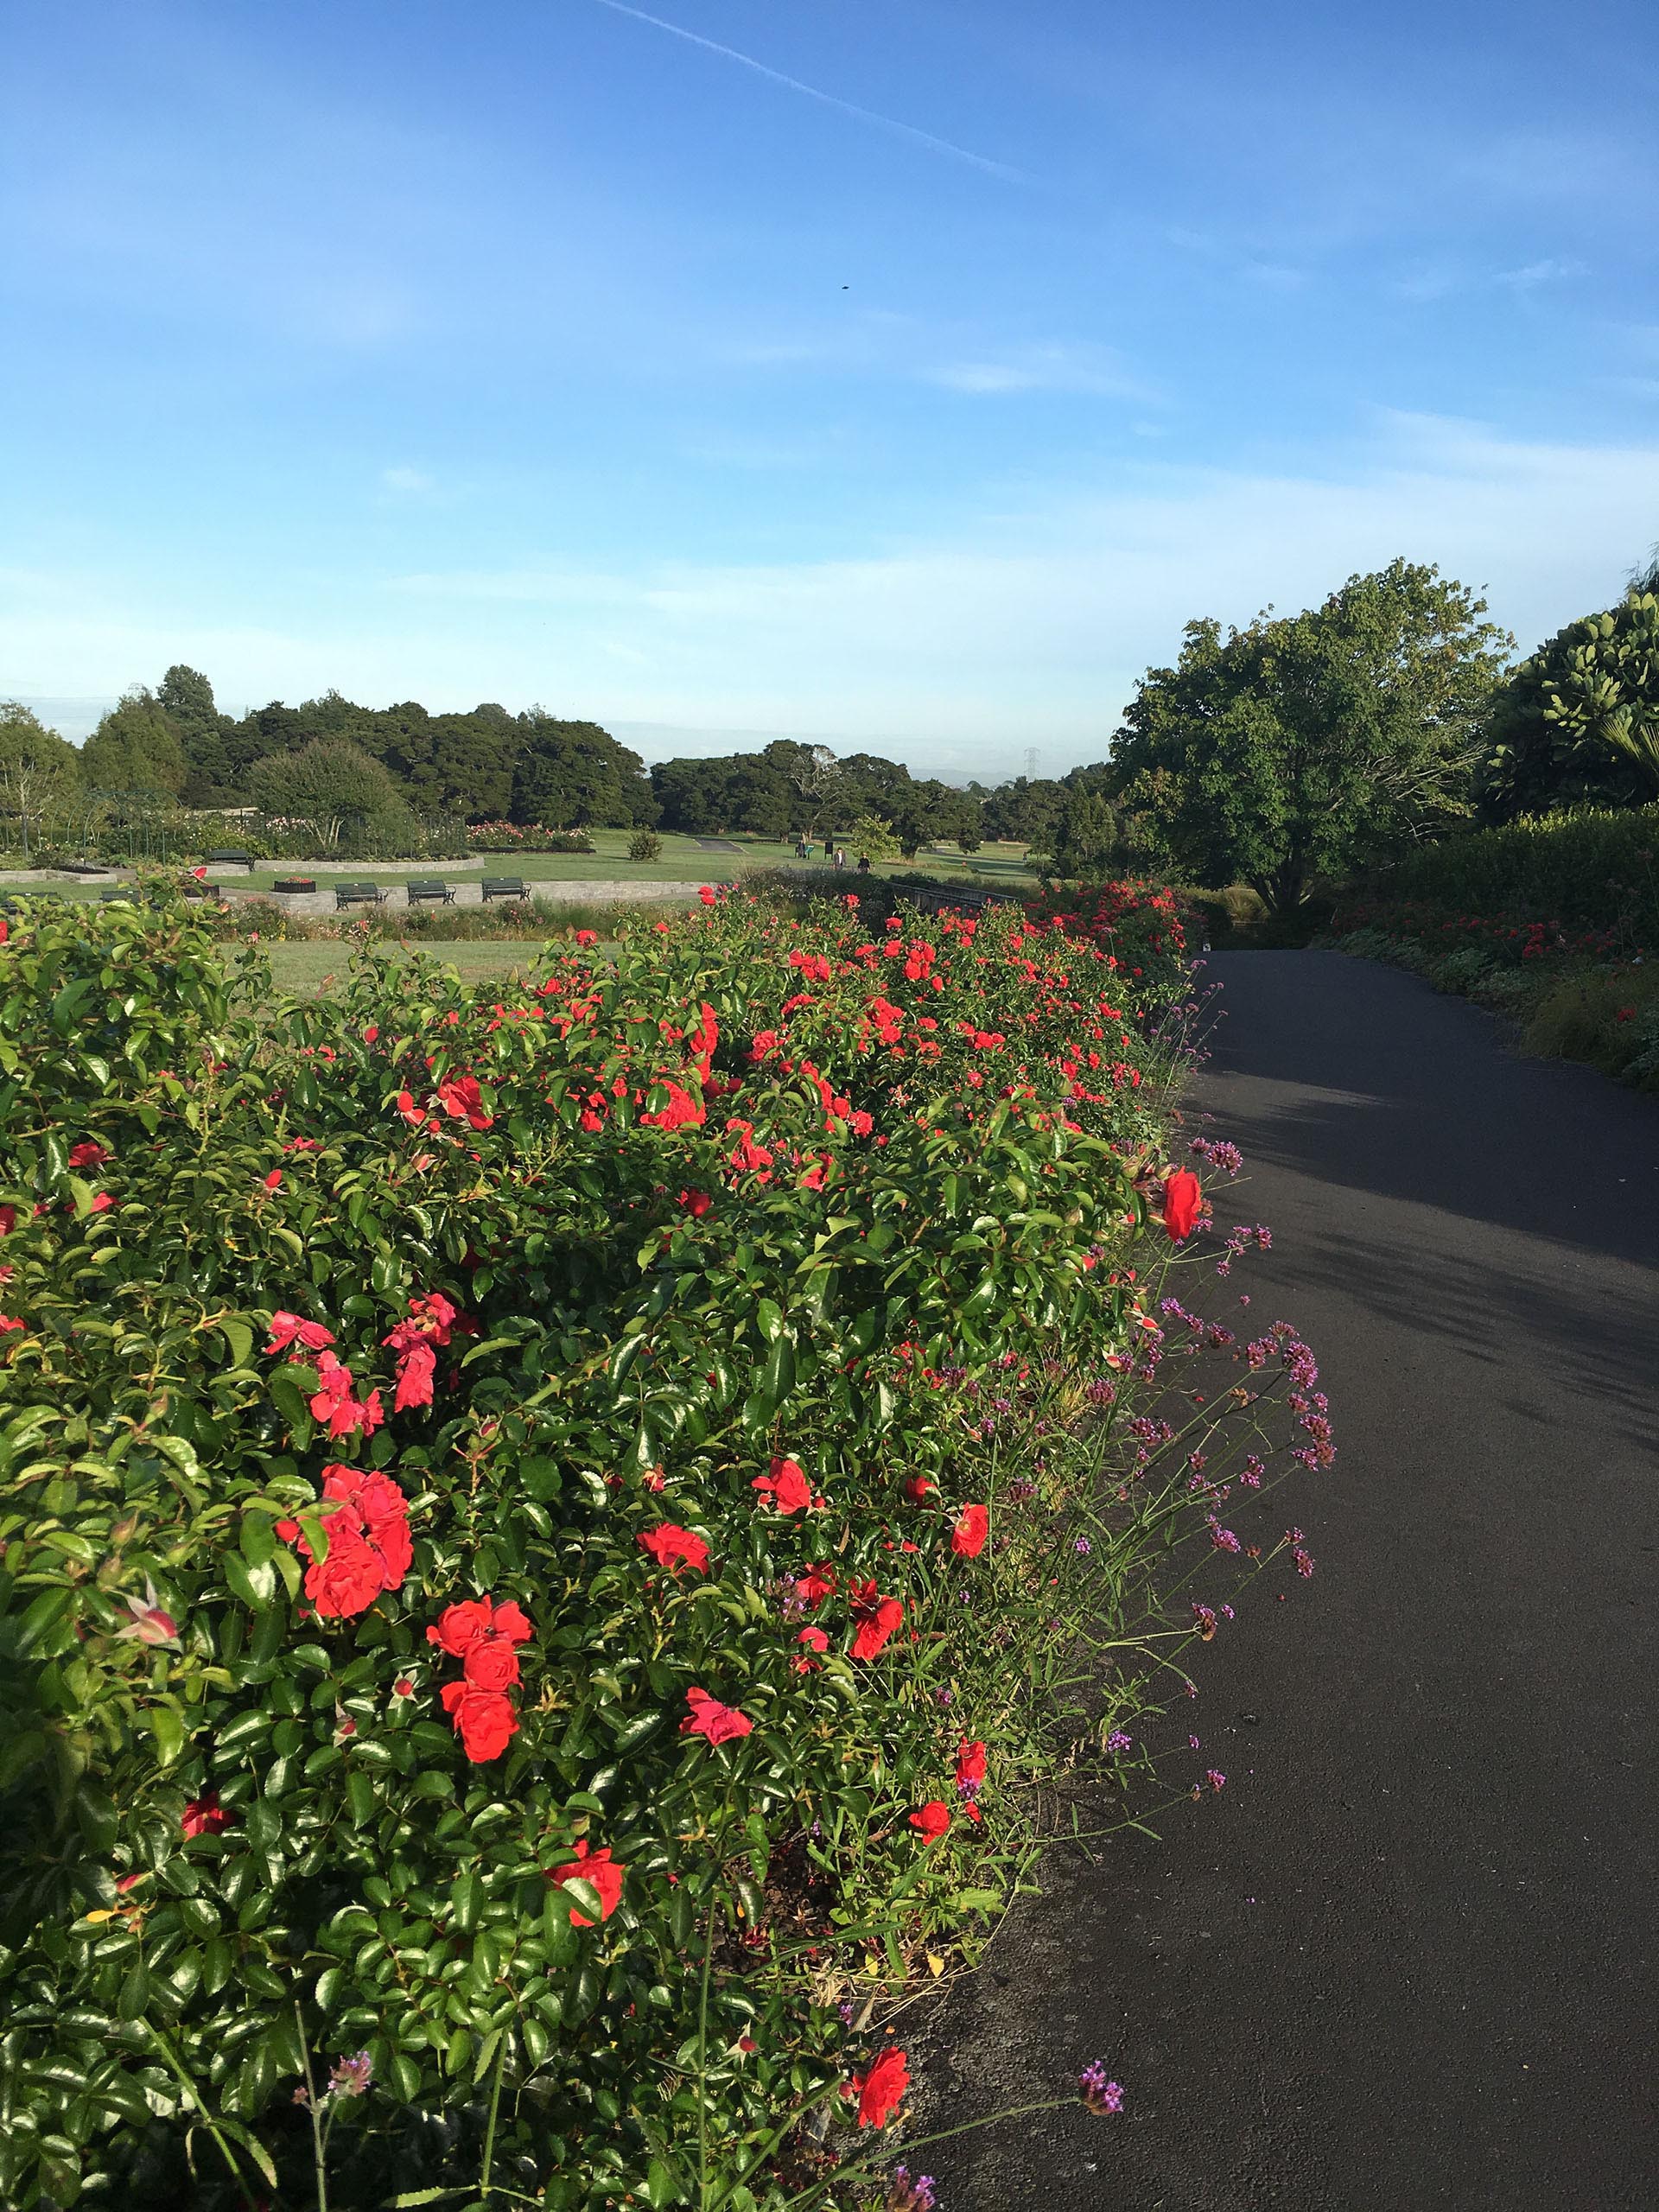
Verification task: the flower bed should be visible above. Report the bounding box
[465,823,596,855]
[0,889,1324,2209]
[1332,895,1659,1089]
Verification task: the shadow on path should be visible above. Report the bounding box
[918,951,1659,2212]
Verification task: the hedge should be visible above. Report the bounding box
[0,887,1324,2209]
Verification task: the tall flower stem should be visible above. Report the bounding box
[295,2001,328,2212]
[479,2022,512,2201]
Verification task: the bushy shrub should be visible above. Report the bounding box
[0,891,1319,2207]
[627,831,664,862]
[1349,804,1659,947]
[466,824,594,855]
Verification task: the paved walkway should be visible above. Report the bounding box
[923,951,1659,2210]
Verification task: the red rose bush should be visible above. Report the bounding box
[0,889,1325,2209]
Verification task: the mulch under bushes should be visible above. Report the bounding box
[0,888,1327,2209]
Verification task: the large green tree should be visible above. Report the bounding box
[158,665,237,803]
[79,690,188,798]
[1478,583,1659,819]
[1110,559,1513,912]
[249,738,413,844]
[1046,786,1122,879]
[0,703,82,855]
[510,715,655,829]
[980,776,1065,845]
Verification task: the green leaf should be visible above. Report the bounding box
[222,1551,273,1612]
[146,1703,186,1768]
[217,1319,254,1368]
[238,1510,276,1569]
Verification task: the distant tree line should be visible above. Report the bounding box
[0,664,1107,855]
[19,545,1649,891]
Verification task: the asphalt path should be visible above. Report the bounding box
[920,950,1659,2211]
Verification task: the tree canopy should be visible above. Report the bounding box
[1109,560,1514,911]
[1478,584,1659,819]
[80,690,188,798]
[0,703,82,854]
[248,739,413,840]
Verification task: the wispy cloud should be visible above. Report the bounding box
[381,465,433,493]
[1494,257,1586,290]
[1394,255,1588,303]
[14,421,1659,780]
[925,342,1147,400]
[590,0,1025,181]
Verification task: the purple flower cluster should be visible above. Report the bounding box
[886,2165,938,2210]
[1190,1135,1244,1176]
[1079,2062,1126,2115]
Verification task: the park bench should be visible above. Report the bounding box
[480,876,529,902]
[334,881,388,910]
[98,885,137,903]
[405,878,455,905]
[205,848,254,871]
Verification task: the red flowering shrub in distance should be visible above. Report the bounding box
[0,891,1319,2210]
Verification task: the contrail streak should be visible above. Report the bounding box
[591,0,1024,181]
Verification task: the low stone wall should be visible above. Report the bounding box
[222,879,712,921]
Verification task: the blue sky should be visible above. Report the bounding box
[4,0,1658,779]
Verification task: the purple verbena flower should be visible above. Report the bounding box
[1079,2063,1125,2116]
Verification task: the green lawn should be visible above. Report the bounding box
[3,836,1039,902]
[233,834,1036,893]
[264,940,545,996]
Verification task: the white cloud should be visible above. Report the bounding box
[1494,257,1586,290]
[8,416,1659,781]
[925,343,1146,399]
[381,465,434,493]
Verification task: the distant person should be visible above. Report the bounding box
[834,847,846,869]
[856,854,871,875]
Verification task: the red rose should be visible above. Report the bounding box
[391,1338,436,1411]
[181,1791,232,1838]
[638,1523,710,1575]
[461,1637,521,1692]
[797,1626,829,1653]
[426,1593,532,1655]
[680,1687,753,1744]
[908,1800,950,1844]
[441,1680,518,1760]
[752,1456,815,1514]
[955,1738,988,1790]
[849,1586,903,1662]
[797,1564,836,1608]
[277,1468,410,1618]
[546,1839,626,1925]
[301,1522,386,1618]
[950,1503,989,1559]
[642,1079,706,1131]
[851,2045,910,2128]
[1161,1167,1202,1243]
[435,1073,493,1130]
[264,1309,335,1355]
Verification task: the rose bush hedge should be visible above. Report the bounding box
[0,887,1308,2209]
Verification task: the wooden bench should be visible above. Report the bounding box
[206,849,254,871]
[334,881,388,909]
[480,876,529,902]
[404,878,455,905]
[98,885,138,903]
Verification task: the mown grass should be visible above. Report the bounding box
[265,938,547,995]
